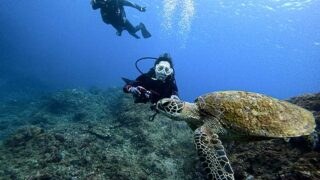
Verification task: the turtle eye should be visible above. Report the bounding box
[162,101,170,107]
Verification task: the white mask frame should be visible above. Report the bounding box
[155,61,173,81]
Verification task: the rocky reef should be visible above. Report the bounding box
[0,89,319,179]
[0,88,203,179]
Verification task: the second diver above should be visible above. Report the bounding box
[123,53,179,108]
[91,0,151,39]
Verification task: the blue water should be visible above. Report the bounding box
[0,0,319,101]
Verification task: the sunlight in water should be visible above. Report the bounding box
[215,0,317,12]
[160,0,316,47]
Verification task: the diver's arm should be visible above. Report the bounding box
[123,75,145,93]
[119,0,146,12]
[171,80,179,97]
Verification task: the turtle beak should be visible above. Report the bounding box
[156,101,164,112]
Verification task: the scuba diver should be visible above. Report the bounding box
[123,53,179,107]
[91,0,152,39]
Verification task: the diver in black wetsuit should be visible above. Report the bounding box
[123,53,179,106]
[91,0,151,39]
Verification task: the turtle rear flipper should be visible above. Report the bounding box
[194,127,234,180]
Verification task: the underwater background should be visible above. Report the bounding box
[1,0,319,101]
[0,0,320,179]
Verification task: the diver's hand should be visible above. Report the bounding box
[170,95,180,100]
[129,86,141,96]
[129,86,147,96]
[139,6,146,12]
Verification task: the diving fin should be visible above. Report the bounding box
[139,23,152,38]
[121,77,136,84]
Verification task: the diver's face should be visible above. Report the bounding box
[155,61,173,81]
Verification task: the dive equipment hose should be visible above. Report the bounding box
[135,57,157,74]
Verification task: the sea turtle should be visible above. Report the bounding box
[156,91,316,180]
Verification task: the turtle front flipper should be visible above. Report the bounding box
[194,126,234,180]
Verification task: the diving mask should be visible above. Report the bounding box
[155,61,173,81]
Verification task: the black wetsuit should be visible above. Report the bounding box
[92,0,144,38]
[123,69,179,104]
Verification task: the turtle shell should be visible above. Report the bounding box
[195,91,315,138]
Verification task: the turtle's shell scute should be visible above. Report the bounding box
[195,91,315,138]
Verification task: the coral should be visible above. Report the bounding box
[4,126,44,147]
[0,89,319,179]
[0,88,202,179]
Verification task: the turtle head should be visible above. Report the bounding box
[156,98,184,120]
[156,98,200,122]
